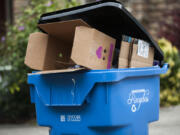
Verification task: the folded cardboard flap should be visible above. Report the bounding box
[38,19,90,45]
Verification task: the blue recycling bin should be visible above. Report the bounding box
[28,64,168,135]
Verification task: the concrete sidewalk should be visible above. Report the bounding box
[149,105,180,135]
[0,105,180,135]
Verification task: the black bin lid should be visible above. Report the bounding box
[38,0,164,65]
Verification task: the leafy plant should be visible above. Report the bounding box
[0,0,79,122]
[158,38,180,106]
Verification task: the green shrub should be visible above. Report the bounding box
[158,38,180,106]
[0,0,79,122]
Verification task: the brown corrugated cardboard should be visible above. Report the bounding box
[130,43,154,68]
[25,19,116,73]
[29,68,85,75]
[25,32,72,70]
[25,32,48,70]
[38,19,90,45]
[71,26,115,70]
[118,41,131,68]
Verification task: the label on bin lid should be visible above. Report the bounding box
[137,40,149,58]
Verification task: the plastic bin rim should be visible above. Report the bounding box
[28,64,168,76]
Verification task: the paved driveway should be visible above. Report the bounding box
[0,105,180,135]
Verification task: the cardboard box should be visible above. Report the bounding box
[130,40,154,68]
[25,19,116,74]
[118,36,134,68]
[118,36,154,69]
[72,26,115,70]
[118,41,131,68]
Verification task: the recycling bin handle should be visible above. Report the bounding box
[113,63,168,82]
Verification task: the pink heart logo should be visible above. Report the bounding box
[96,46,103,59]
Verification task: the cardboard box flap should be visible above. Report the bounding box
[38,19,90,45]
[29,68,85,75]
[25,32,49,70]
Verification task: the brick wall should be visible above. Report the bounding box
[126,0,180,40]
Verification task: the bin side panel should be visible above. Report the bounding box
[28,64,168,107]
[28,73,96,106]
[86,75,160,127]
[110,75,160,124]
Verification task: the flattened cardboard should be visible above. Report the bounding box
[130,44,154,68]
[71,26,116,69]
[29,68,85,75]
[118,41,131,68]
